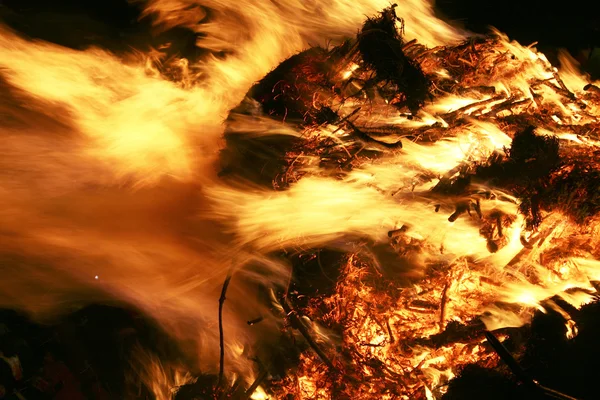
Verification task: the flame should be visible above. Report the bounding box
[130,347,196,400]
[2,0,600,398]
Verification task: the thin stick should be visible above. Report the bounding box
[340,144,366,169]
[331,107,362,134]
[444,95,505,119]
[218,268,234,391]
[439,281,450,332]
[386,319,395,344]
[346,120,403,149]
[529,87,543,108]
[485,331,580,400]
[242,367,269,400]
[484,97,532,117]
[541,80,575,101]
[484,331,530,383]
[280,296,337,371]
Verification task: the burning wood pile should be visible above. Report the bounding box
[2,1,600,400]
[213,4,600,400]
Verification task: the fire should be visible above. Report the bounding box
[1,0,600,399]
[130,346,196,400]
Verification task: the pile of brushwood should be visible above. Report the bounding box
[222,4,600,229]
[215,3,600,399]
[5,5,599,398]
[2,296,599,399]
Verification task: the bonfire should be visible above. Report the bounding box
[215,5,600,400]
[1,1,600,400]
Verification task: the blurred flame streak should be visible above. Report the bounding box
[130,346,196,400]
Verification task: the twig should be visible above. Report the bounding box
[483,97,532,117]
[340,144,366,169]
[414,45,445,61]
[280,296,337,371]
[458,57,475,67]
[444,95,506,119]
[553,72,575,100]
[333,106,362,126]
[541,80,575,101]
[247,316,264,326]
[439,281,450,331]
[346,120,403,149]
[279,295,362,387]
[485,331,580,400]
[386,319,395,344]
[218,268,234,391]
[401,38,418,51]
[242,367,269,400]
[529,87,543,108]
[484,331,530,383]
[331,107,362,135]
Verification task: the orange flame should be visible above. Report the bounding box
[1,0,600,397]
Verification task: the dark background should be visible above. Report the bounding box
[437,0,600,50]
[0,0,202,60]
[1,0,600,65]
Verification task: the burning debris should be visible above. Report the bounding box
[212,4,600,399]
[357,4,431,115]
[2,0,600,399]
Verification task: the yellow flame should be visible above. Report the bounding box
[1,0,600,397]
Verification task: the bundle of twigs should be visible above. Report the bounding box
[216,4,600,399]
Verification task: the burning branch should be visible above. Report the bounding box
[279,295,338,372]
[242,367,269,400]
[439,280,450,331]
[217,268,234,393]
[484,331,580,400]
